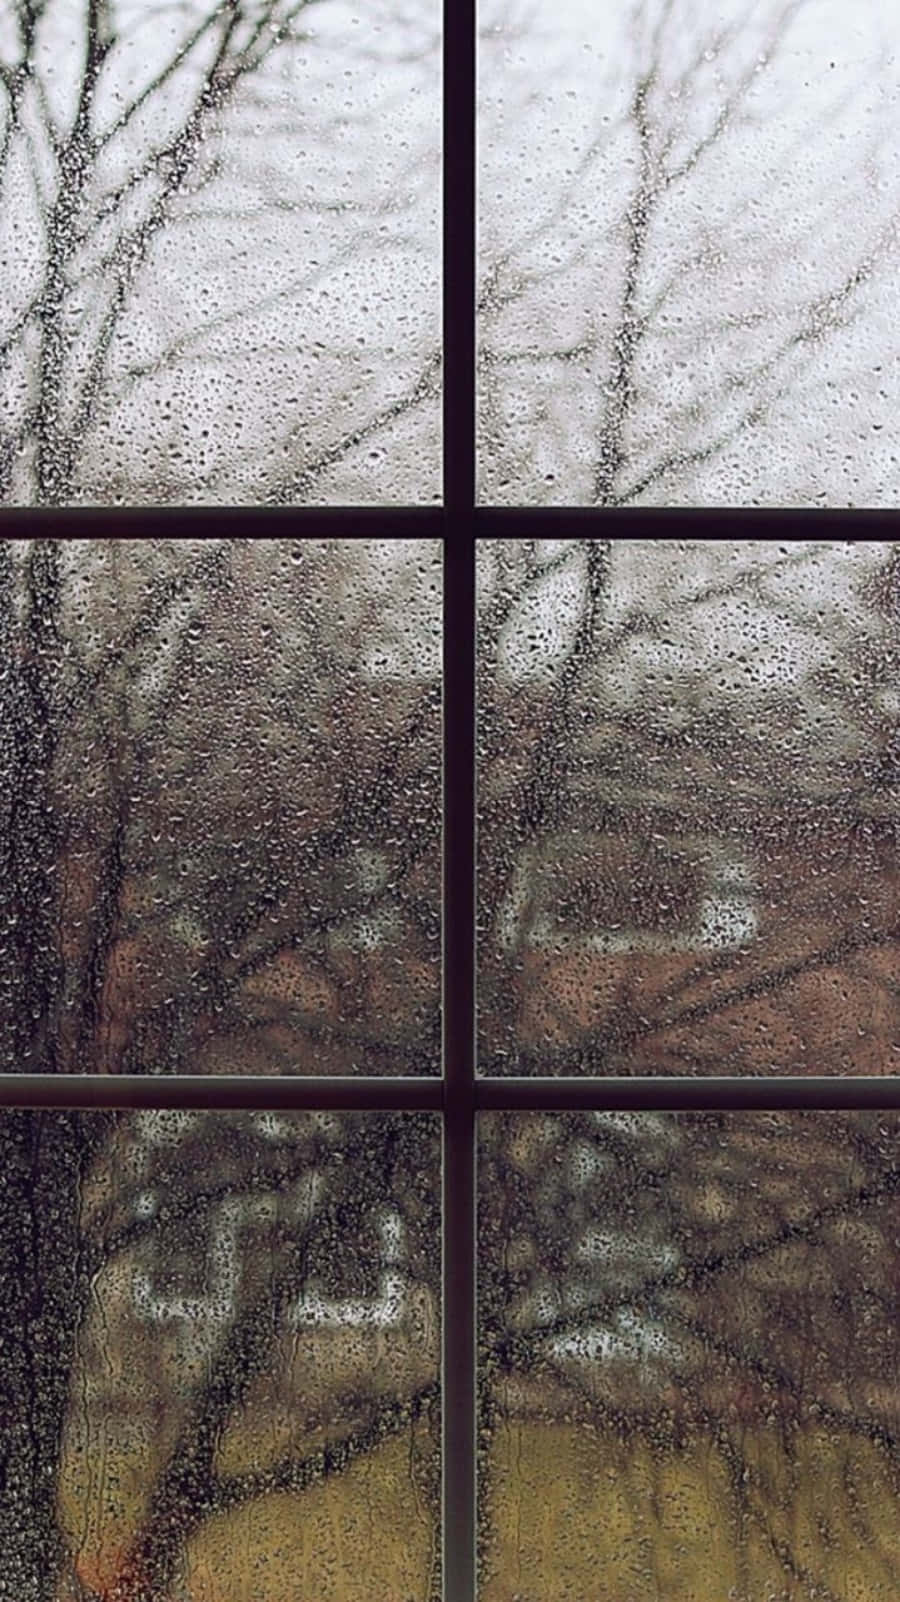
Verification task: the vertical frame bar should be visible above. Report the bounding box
[443,0,477,1584]
[442,533,477,1602]
[444,0,476,515]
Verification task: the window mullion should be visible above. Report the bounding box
[442,0,477,1585]
[442,531,477,1602]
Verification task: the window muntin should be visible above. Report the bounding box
[1,3,897,1600]
[5,531,895,1599]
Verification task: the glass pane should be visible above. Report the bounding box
[478,538,898,1075]
[1,0,440,506]
[3,538,441,1074]
[0,1108,440,1600]
[479,1110,900,1601]
[479,0,898,506]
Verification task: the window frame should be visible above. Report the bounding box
[1,0,899,1598]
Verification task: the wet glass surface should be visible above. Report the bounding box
[2,538,442,1075]
[1,0,440,505]
[0,1108,440,1601]
[479,0,899,505]
[478,538,899,1075]
[479,1109,900,1601]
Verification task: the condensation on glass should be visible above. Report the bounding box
[478,1109,900,1602]
[2,538,442,1075]
[478,0,899,506]
[0,0,440,506]
[477,538,898,1075]
[0,1108,440,1601]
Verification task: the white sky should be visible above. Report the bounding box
[2,0,896,502]
[478,0,899,503]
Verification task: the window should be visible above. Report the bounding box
[1,5,897,1602]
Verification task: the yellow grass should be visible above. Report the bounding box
[60,1418,898,1601]
[481,1421,900,1602]
[186,1431,439,1602]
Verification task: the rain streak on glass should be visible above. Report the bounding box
[478,0,899,505]
[477,538,899,1076]
[0,1108,440,1601]
[1,538,442,1076]
[0,0,440,505]
[478,1110,900,1602]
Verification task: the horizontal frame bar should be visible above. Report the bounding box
[1,1074,897,1111]
[473,507,900,536]
[0,1074,444,1110]
[475,1075,900,1110]
[0,507,445,538]
[2,509,895,537]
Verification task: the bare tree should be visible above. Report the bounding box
[478,537,899,1078]
[479,0,898,504]
[5,0,893,509]
[1,537,442,1600]
[478,1107,900,1600]
[3,536,897,1599]
[0,0,440,505]
[475,536,899,1598]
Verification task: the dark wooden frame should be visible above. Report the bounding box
[1,0,898,1594]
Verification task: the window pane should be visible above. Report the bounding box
[478,538,898,1075]
[3,538,441,1075]
[479,1110,900,1601]
[479,0,898,506]
[0,1108,440,1600]
[1,0,440,506]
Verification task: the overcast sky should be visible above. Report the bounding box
[478,0,899,504]
[1,0,896,503]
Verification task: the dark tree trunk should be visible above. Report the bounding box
[0,543,100,1597]
[0,1112,96,1602]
